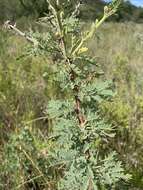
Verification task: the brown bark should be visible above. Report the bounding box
[69,67,86,128]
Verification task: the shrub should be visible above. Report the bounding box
[2,0,130,189]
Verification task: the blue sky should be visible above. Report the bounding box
[106,0,143,6]
[131,0,143,6]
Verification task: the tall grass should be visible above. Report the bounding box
[88,22,143,189]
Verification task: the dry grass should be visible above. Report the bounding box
[87,22,143,79]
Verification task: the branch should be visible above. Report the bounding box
[71,1,81,17]
[4,20,39,45]
[71,0,122,56]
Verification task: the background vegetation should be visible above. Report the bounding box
[0,0,143,189]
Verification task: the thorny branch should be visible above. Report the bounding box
[4,20,38,45]
[48,1,87,128]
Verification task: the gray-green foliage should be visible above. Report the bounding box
[43,1,129,189]
[5,0,130,189]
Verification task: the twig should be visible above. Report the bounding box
[4,20,38,45]
[16,174,43,189]
[21,148,48,183]
[71,1,81,17]
[23,116,49,125]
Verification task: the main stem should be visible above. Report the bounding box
[55,10,86,128]
[69,68,86,127]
